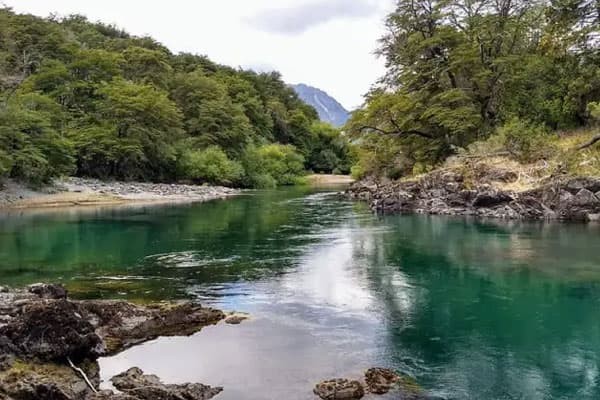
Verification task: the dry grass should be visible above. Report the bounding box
[438,128,600,193]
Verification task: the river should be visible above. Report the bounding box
[1,187,600,399]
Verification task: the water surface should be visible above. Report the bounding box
[1,188,600,399]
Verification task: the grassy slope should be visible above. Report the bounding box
[410,128,600,193]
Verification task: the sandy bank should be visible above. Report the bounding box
[306,174,354,186]
[0,178,239,210]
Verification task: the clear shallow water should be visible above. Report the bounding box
[1,188,600,399]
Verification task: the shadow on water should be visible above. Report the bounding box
[1,188,600,399]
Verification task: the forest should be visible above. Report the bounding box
[0,8,353,187]
[348,0,600,179]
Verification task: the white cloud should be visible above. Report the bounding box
[3,0,395,109]
[246,0,381,35]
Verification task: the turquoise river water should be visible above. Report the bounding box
[1,187,600,399]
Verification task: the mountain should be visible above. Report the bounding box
[291,84,350,127]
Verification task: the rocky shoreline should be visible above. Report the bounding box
[0,284,442,400]
[347,165,600,222]
[0,284,226,399]
[0,178,239,210]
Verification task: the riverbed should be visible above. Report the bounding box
[1,187,600,399]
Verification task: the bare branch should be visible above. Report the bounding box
[576,134,600,150]
[67,357,98,394]
[358,125,435,140]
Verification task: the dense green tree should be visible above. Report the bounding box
[0,7,353,186]
[0,93,74,185]
[349,0,600,177]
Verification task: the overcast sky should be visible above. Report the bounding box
[4,0,395,110]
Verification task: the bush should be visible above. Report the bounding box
[241,144,305,188]
[350,164,365,180]
[588,102,600,124]
[0,150,13,179]
[179,146,243,186]
[497,118,557,163]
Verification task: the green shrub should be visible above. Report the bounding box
[241,144,305,188]
[588,102,600,124]
[0,150,13,179]
[179,146,243,186]
[350,164,365,180]
[497,118,557,163]
[10,147,51,187]
[463,118,560,164]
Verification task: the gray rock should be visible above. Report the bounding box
[28,283,68,299]
[314,379,365,400]
[565,177,600,194]
[225,315,248,325]
[588,213,600,222]
[111,367,223,400]
[571,189,600,207]
[0,299,103,362]
[472,192,513,208]
[365,368,402,394]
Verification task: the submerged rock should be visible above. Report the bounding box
[224,314,248,325]
[314,378,365,400]
[314,368,442,400]
[364,368,426,398]
[365,367,402,394]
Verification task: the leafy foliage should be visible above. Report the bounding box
[241,144,306,188]
[349,0,600,178]
[178,146,243,186]
[0,7,352,186]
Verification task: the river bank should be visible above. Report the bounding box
[305,174,354,186]
[348,161,600,222]
[0,178,240,210]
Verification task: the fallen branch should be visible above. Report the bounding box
[576,134,600,150]
[455,151,512,159]
[67,357,98,394]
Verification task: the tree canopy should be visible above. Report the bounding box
[348,0,600,178]
[0,8,353,187]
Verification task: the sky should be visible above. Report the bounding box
[3,0,395,110]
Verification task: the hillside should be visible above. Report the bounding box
[0,8,353,188]
[291,84,349,127]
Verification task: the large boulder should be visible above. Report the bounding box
[564,178,600,194]
[0,300,103,362]
[557,188,600,220]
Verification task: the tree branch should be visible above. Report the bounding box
[577,134,600,150]
[67,357,98,394]
[358,125,435,140]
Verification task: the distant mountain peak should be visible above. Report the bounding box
[291,84,349,127]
